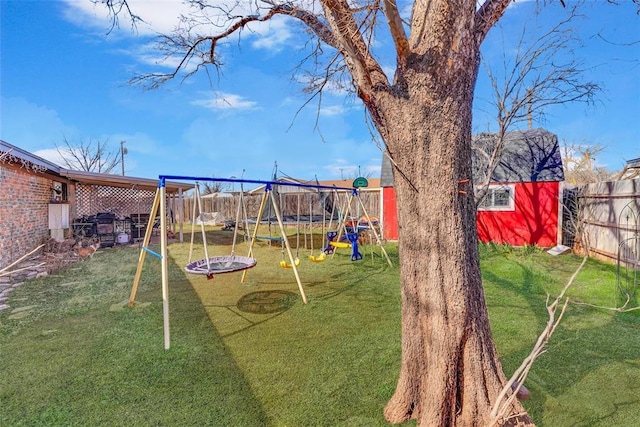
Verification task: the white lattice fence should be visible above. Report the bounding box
[75,184,157,218]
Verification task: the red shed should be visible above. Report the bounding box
[380,129,564,247]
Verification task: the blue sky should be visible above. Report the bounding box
[1,0,638,182]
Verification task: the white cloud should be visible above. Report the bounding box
[249,16,293,50]
[61,0,295,52]
[295,74,354,97]
[34,145,144,177]
[192,91,258,110]
[319,105,346,116]
[123,41,192,70]
[324,163,359,179]
[60,0,188,37]
[322,158,370,179]
[32,148,67,168]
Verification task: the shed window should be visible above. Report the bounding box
[477,185,515,211]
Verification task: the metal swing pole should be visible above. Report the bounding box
[127,180,171,349]
[269,189,308,304]
[354,190,393,267]
[330,191,355,258]
[159,180,171,349]
[295,193,301,261]
[240,183,250,243]
[241,188,270,283]
[128,186,162,306]
[187,183,198,263]
[230,184,245,255]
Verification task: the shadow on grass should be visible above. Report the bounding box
[0,250,267,426]
[196,259,392,339]
[482,252,640,427]
[170,238,406,426]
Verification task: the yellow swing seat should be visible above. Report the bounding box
[329,241,351,249]
[280,258,300,269]
[308,253,326,262]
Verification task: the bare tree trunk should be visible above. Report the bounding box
[378,56,531,426]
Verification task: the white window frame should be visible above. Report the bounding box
[476,184,516,211]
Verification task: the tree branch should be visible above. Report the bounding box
[130,9,286,89]
[475,0,513,47]
[319,0,374,91]
[489,250,590,425]
[474,4,600,202]
[262,0,338,48]
[92,0,144,34]
[382,0,410,67]
[573,298,640,312]
[56,136,121,173]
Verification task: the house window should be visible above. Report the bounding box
[52,181,68,202]
[477,184,515,211]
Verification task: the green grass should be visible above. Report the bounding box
[1,232,639,426]
[480,244,640,426]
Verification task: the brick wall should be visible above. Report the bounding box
[0,164,55,267]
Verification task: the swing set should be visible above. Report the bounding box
[127,175,392,349]
[318,183,389,264]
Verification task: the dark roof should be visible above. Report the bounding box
[626,157,640,168]
[472,128,564,183]
[380,154,394,187]
[616,157,640,180]
[379,128,564,186]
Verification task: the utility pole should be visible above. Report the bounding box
[120,140,127,176]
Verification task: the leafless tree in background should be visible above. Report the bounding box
[56,136,122,174]
[199,178,225,195]
[474,3,600,204]
[562,143,612,184]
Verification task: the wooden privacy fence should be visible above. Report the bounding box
[570,178,640,264]
[181,189,382,225]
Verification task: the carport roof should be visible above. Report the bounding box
[1,140,191,193]
[59,169,192,193]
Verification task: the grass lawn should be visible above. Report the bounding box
[1,230,639,426]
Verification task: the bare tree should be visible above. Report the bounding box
[562,142,612,184]
[199,177,225,195]
[473,3,600,203]
[97,0,632,424]
[56,136,122,174]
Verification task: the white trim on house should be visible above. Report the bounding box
[557,181,564,246]
[476,184,516,211]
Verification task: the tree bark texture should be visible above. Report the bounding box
[358,5,532,425]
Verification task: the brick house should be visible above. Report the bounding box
[1,140,190,268]
[1,141,63,267]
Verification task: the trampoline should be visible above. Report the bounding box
[185,255,257,275]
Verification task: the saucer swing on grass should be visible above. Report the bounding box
[184,183,256,279]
